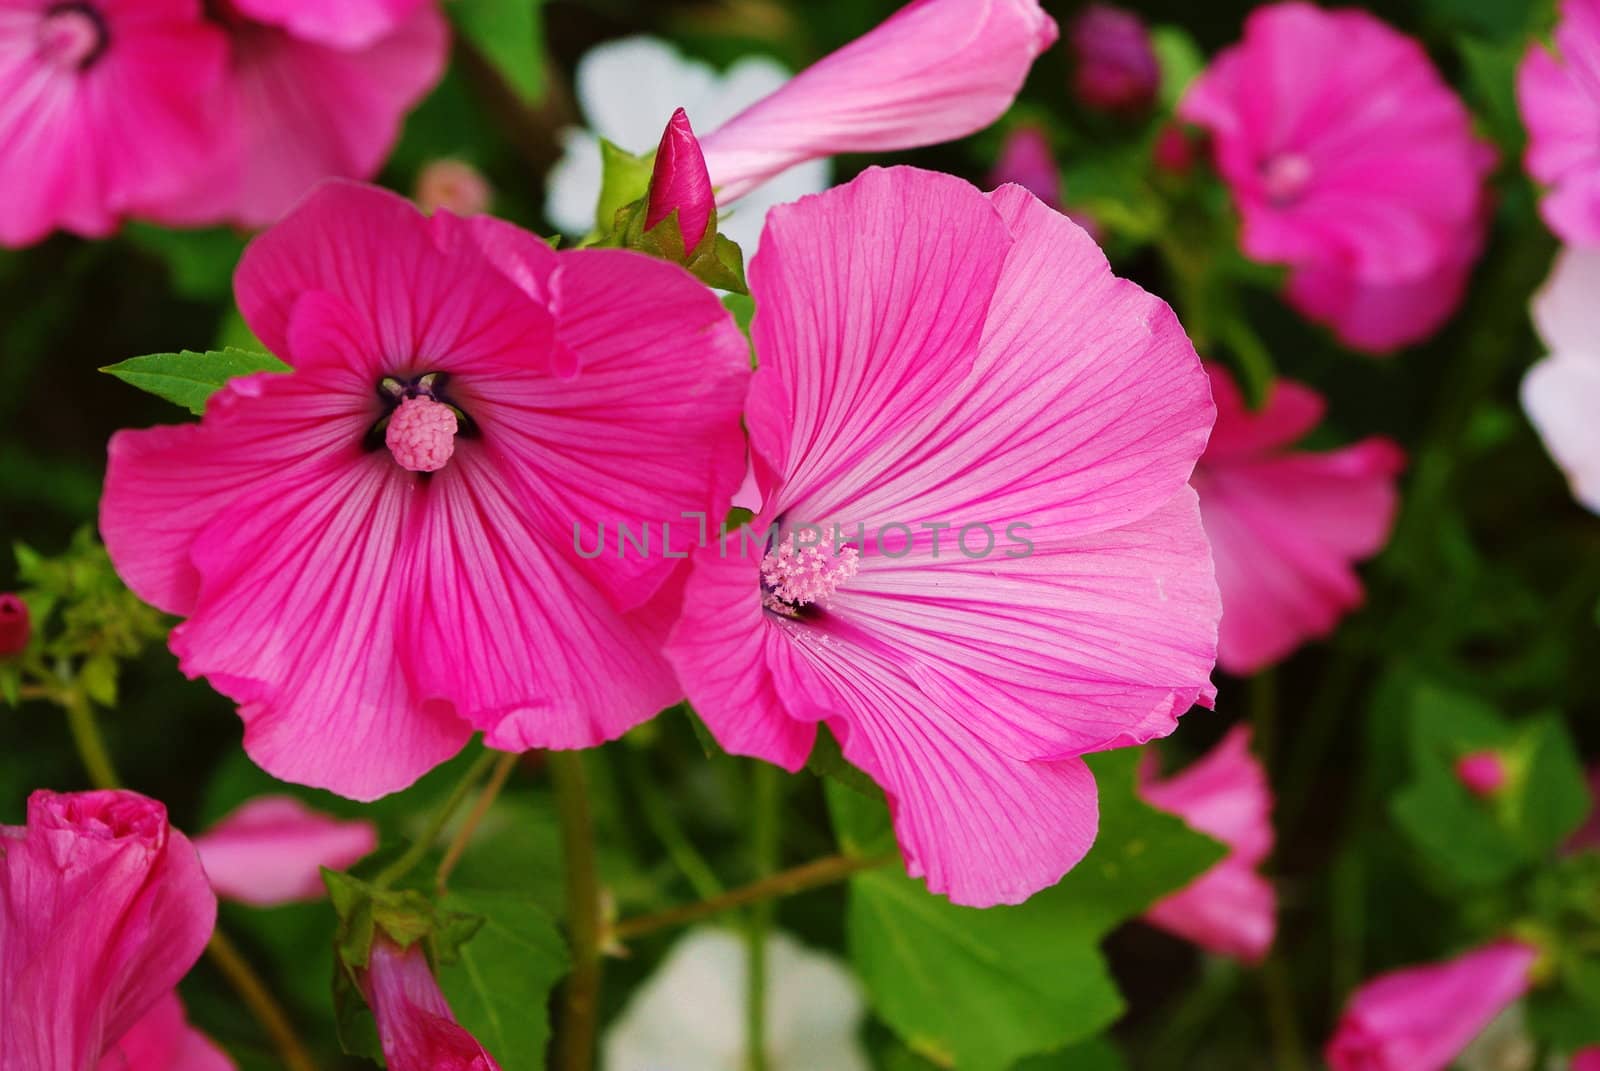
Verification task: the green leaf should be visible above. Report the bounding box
[435,891,569,1070]
[1151,25,1205,110]
[447,0,545,106]
[825,777,894,857]
[101,349,289,415]
[810,725,880,799]
[593,139,655,237]
[1014,1037,1130,1071]
[78,653,117,707]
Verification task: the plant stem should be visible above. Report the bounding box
[1249,669,1278,771]
[551,749,604,1071]
[1260,952,1307,1071]
[207,930,319,1071]
[611,852,896,944]
[435,751,519,897]
[63,688,120,790]
[745,765,781,1071]
[625,748,724,901]
[373,749,497,890]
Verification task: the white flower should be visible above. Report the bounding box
[603,927,869,1071]
[544,36,830,255]
[1523,246,1600,514]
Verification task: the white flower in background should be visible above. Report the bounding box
[1523,246,1600,514]
[545,36,830,254]
[603,927,869,1071]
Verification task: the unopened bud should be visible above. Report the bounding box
[645,108,714,250]
[988,125,1060,209]
[0,594,28,657]
[1456,751,1509,798]
[1069,4,1159,115]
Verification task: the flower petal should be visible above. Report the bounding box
[99,993,235,1071]
[230,0,430,49]
[194,796,376,906]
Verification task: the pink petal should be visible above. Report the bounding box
[1202,369,1326,462]
[230,0,431,49]
[1521,353,1600,514]
[645,108,715,248]
[362,938,501,1071]
[1575,1049,1600,1071]
[193,796,377,906]
[699,0,1057,202]
[99,993,235,1071]
[1519,0,1600,245]
[1143,862,1277,964]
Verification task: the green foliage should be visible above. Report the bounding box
[1151,25,1205,110]
[123,223,248,302]
[593,140,655,239]
[101,348,289,416]
[447,0,546,106]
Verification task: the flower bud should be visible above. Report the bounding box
[987,125,1060,209]
[416,159,492,217]
[360,936,501,1071]
[0,593,28,656]
[1455,751,1509,798]
[645,108,715,250]
[1153,122,1203,175]
[1068,4,1159,115]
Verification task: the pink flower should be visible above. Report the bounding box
[1194,365,1404,674]
[193,795,377,905]
[1140,727,1276,963]
[0,593,28,656]
[1575,1048,1600,1071]
[101,182,750,800]
[666,166,1219,907]
[1179,2,1494,353]
[1067,3,1159,115]
[1519,0,1600,245]
[1325,940,1540,1071]
[986,125,1060,209]
[699,0,1057,203]
[158,0,448,228]
[0,0,229,247]
[98,993,233,1071]
[360,937,500,1071]
[646,108,715,249]
[416,160,493,217]
[1455,751,1509,798]
[1,789,217,1071]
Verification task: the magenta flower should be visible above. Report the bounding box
[1576,1048,1600,1071]
[1454,751,1509,798]
[699,0,1057,203]
[158,0,448,228]
[1179,2,1494,353]
[645,108,715,249]
[666,166,1219,907]
[1140,727,1276,963]
[102,182,751,800]
[1,789,217,1070]
[0,0,229,248]
[1325,940,1540,1071]
[193,796,377,906]
[1194,365,1403,675]
[1519,0,1600,245]
[98,993,233,1071]
[360,937,500,1071]
[1067,3,1159,115]
[986,125,1060,209]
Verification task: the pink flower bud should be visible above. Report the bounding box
[646,108,715,250]
[987,125,1060,209]
[1069,4,1159,115]
[416,160,492,217]
[360,936,501,1071]
[1153,122,1203,175]
[0,593,27,656]
[1455,751,1509,798]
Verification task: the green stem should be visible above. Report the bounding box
[745,765,781,1071]
[436,752,519,897]
[625,749,724,901]
[63,688,120,790]
[551,749,604,1071]
[373,749,497,890]
[1249,669,1278,772]
[1260,953,1307,1071]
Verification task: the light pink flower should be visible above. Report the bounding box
[699,0,1057,203]
[646,108,715,249]
[193,795,376,905]
[158,0,448,228]
[416,159,492,217]
[1523,247,1600,514]
[1,789,217,1071]
[1140,727,1276,963]
[1179,2,1494,353]
[986,125,1060,209]
[1194,365,1403,674]
[98,993,233,1071]
[1326,940,1540,1071]
[1067,3,1158,115]
[102,182,750,800]
[1519,0,1600,245]
[666,166,1219,907]
[1455,751,1508,798]
[360,937,500,1071]
[0,0,229,248]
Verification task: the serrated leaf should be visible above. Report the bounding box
[101,349,289,415]
[436,891,568,1070]
[448,0,545,106]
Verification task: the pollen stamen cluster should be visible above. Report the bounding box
[760,537,860,616]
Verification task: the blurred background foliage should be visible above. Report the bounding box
[2,0,1596,1068]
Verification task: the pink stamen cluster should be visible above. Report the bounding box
[1261,152,1312,205]
[760,537,860,615]
[385,395,458,473]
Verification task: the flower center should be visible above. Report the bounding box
[1260,152,1312,206]
[760,536,859,617]
[365,371,478,473]
[37,4,108,70]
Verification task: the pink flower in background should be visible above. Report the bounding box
[1067,3,1159,115]
[102,182,750,800]
[1,789,217,1071]
[1180,2,1494,353]
[987,125,1060,209]
[1325,940,1539,1071]
[1455,752,1509,798]
[1575,1048,1600,1071]
[1523,247,1600,514]
[361,937,500,1071]
[667,166,1219,907]
[416,160,492,217]
[1194,365,1404,674]
[646,108,715,248]
[193,796,376,905]
[0,593,28,655]
[98,993,233,1071]
[1519,0,1600,245]
[0,0,228,247]
[699,0,1057,203]
[1140,727,1276,963]
[158,0,448,228]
